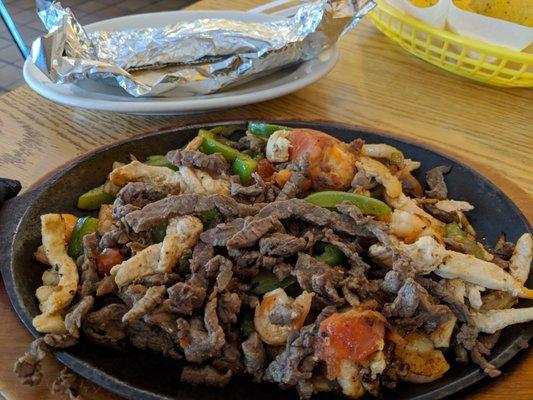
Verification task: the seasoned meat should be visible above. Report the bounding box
[13,338,48,386]
[264,306,336,399]
[424,204,459,223]
[237,135,266,153]
[96,275,117,296]
[190,241,215,273]
[257,199,369,237]
[82,304,128,349]
[126,320,181,360]
[293,253,344,305]
[51,367,81,400]
[471,344,501,378]
[119,284,147,308]
[44,296,95,348]
[125,194,263,232]
[168,272,207,315]
[166,149,229,174]
[114,181,169,219]
[200,218,246,247]
[180,365,232,387]
[425,165,451,200]
[140,272,181,287]
[383,278,453,332]
[122,286,166,323]
[176,294,225,363]
[203,255,234,291]
[242,332,266,381]
[322,229,368,270]
[212,339,244,375]
[226,216,285,249]
[217,292,242,324]
[259,233,307,257]
[78,233,100,297]
[231,173,279,204]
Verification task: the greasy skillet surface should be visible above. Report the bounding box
[0,121,531,400]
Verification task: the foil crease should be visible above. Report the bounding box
[32,0,375,97]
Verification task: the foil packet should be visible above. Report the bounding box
[32,0,375,97]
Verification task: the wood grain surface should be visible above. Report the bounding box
[0,0,531,399]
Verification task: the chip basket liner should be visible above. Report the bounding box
[368,0,533,87]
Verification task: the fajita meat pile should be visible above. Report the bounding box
[15,123,533,399]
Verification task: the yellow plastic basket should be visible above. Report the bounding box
[367,0,533,87]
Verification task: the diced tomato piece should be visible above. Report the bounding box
[316,309,385,379]
[96,248,124,276]
[256,158,275,180]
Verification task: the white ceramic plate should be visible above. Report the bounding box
[23,10,339,115]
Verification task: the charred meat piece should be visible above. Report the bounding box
[166,149,229,174]
[425,165,451,200]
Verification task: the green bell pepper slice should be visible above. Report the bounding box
[144,155,178,171]
[247,122,291,138]
[198,129,243,162]
[445,222,486,260]
[232,156,257,184]
[305,191,392,217]
[68,217,99,258]
[77,185,115,210]
[251,271,297,296]
[316,244,346,266]
[150,224,167,244]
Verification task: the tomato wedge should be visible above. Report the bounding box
[317,309,385,379]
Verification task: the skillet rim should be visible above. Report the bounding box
[0,119,531,400]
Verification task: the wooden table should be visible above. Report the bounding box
[0,0,532,399]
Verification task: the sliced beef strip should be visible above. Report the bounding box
[383,278,453,332]
[100,219,153,249]
[242,332,266,382]
[416,276,473,324]
[82,304,128,349]
[212,339,244,375]
[166,149,229,174]
[264,306,336,400]
[190,241,215,273]
[322,228,368,270]
[140,272,181,287]
[180,365,232,387]
[124,194,263,233]
[382,270,405,294]
[342,269,381,307]
[143,300,180,339]
[276,154,310,201]
[293,252,345,305]
[119,284,147,308]
[14,338,48,386]
[272,262,293,281]
[471,344,501,378]
[425,165,451,200]
[176,294,225,363]
[78,233,100,297]
[113,182,169,219]
[227,248,262,278]
[259,232,307,257]
[126,320,181,360]
[167,272,207,315]
[336,202,372,227]
[424,204,459,223]
[200,218,246,247]
[44,296,95,348]
[236,135,266,153]
[203,255,234,291]
[96,275,117,296]
[493,233,515,260]
[122,286,166,323]
[257,199,370,237]
[51,367,81,400]
[231,173,279,204]
[217,292,242,324]
[226,216,285,249]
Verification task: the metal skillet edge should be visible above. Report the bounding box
[0,120,531,400]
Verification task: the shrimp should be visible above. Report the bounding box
[287,128,357,190]
[395,332,450,383]
[389,209,428,243]
[254,288,313,346]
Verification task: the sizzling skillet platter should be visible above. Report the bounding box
[0,121,531,400]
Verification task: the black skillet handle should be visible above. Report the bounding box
[0,180,35,277]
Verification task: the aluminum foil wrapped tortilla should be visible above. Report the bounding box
[31,0,375,97]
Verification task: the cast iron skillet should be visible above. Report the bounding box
[0,121,531,400]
